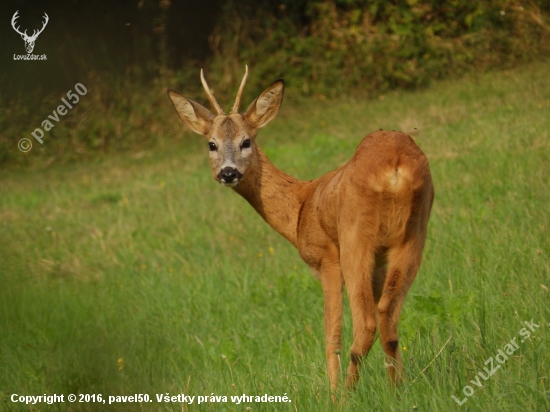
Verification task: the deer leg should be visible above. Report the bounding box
[377,244,422,384]
[340,247,377,390]
[318,258,343,392]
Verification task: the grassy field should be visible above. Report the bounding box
[1,60,549,411]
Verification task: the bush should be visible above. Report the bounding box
[208,0,550,98]
[3,0,549,164]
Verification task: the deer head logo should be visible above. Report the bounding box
[11,11,49,54]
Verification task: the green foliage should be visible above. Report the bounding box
[0,70,199,165]
[209,0,550,97]
[2,1,549,164]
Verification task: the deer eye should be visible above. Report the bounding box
[241,139,251,149]
[208,142,217,151]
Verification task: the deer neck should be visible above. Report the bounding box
[233,147,309,248]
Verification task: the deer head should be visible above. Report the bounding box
[167,66,284,187]
[11,11,49,54]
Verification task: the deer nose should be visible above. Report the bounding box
[219,167,237,183]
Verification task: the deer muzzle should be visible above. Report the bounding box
[218,167,243,186]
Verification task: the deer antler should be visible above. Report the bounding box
[28,13,49,41]
[200,69,224,115]
[230,65,249,115]
[11,11,27,37]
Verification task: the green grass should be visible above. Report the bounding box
[1,60,549,411]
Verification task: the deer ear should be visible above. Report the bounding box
[167,89,215,135]
[244,79,284,129]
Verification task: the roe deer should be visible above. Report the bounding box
[167,67,434,390]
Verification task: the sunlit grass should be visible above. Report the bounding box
[0,61,549,411]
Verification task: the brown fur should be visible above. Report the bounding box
[168,70,434,391]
